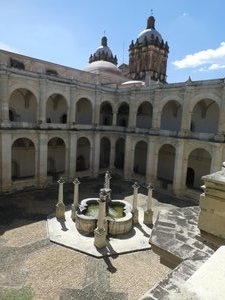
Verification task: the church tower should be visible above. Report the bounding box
[89,36,118,65]
[128,15,169,83]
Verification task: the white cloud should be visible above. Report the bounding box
[208,63,225,70]
[0,42,17,53]
[173,42,225,69]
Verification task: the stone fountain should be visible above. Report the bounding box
[48,171,153,255]
[75,171,133,236]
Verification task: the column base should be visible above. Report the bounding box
[132,209,139,225]
[144,209,153,226]
[56,202,65,220]
[94,228,107,248]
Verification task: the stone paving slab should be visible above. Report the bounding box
[47,208,151,257]
[141,207,216,299]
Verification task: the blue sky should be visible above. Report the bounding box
[0,0,225,83]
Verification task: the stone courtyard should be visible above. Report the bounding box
[0,175,197,300]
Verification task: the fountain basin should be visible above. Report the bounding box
[75,198,133,235]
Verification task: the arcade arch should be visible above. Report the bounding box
[186,148,211,189]
[115,138,125,169]
[99,137,111,169]
[47,137,66,180]
[136,102,153,129]
[46,94,67,123]
[160,100,182,131]
[76,98,92,124]
[12,138,35,180]
[9,88,37,122]
[76,137,90,171]
[190,99,219,133]
[157,144,175,188]
[116,103,129,127]
[99,102,113,125]
[133,141,148,175]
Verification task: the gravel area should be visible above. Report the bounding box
[110,251,170,300]
[22,245,86,300]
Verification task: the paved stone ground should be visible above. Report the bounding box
[0,174,197,300]
[141,207,216,299]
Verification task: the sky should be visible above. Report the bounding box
[0,0,225,83]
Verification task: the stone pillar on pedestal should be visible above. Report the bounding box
[56,177,65,220]
[71,178,80,221]
[144,184,154,225]
[94,190,107,248]
[132,182,140,224]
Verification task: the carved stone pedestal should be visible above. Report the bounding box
[94,228,107,249]
[144,209,153,226]
[56,202,65,220]
[132,208,139,225]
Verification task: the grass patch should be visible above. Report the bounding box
[0,287,33,300]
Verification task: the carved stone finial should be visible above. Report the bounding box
[57,177,65,184]
[132,181,140,190]
[101,36,107,47]
[73,178,80,185]
[147,16,155,29]
[147,183,153,190]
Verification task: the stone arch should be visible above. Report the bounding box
[187,148,211,189]
[76,98,92,124]
[136,101,153,129]
[133,140,148,175]
[76,137,90,171]
[157,144,176,188]
[46,93,68,124]
[99,102,113,125]
[115,138,125,169]
[160,100,182,131]
[99,137,111,169]
[11,138,35,180]
[116,103,129,127]
[47,137,66,181]
[190,99,219,133]
[9,88,37,122]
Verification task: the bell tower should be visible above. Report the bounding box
[128,16,169,83]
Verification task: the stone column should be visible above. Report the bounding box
[144,184,154,225]
[211,144,223,173]
[146,138,158,184]
[0,75,10,125]
[56,177,65,220]
[132,182,140,224]
[92,132,100,177]
[173,141,186,195]
[71,178,80,221]
[124,135,134,179]
[109,137,116,170]
[94,190,107,248]
[1,133,12,192]
[112,109,117,126]
[37,132,48,187]
[178,87,193,137]
[38,79,47,124]
[68,133,77,181]
[69,86,77,125]
[104,170,111,189]
[215,87,225,141]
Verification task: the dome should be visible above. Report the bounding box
[138,28,162,44]
[84,60,122,76]
[94,36,113,57]
[89,36,117,65]
[137,16,163,44]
